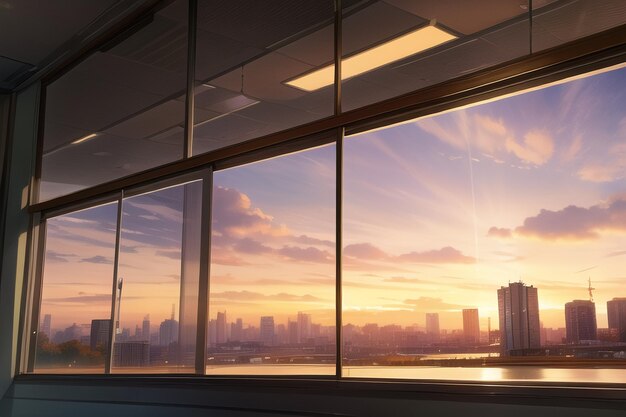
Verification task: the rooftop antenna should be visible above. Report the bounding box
[588,277,595,302]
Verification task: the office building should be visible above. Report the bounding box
[142,315,151,342]
[607,297,626,342]
[462,309,480,344]
[425,313,440,340]
[159,318,179,347]
[565,300,597,343]
[112,341,150,367]
[40,314,52,340]
[216,311,227,344]
[89,319,111,351]
[497,282,541,355]
[297,312,311,343]
[259,316,275,346]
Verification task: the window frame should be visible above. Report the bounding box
[17,0,626,398]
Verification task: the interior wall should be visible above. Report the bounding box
[0,84,39,409]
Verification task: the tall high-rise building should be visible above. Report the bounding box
[216,311,227,344]
[462,309,480,344]
[159,318,179,346]
[607,297,626,342]
[288,320,298,345]
[142,315,151,341]
[565,300,597,343]
[425,313,440,339]
[297,312,311,343]
[90,319,110,351]
[497,281,541,355]
[259,316,275,346]
[231,318,243,342]
[41,314,52,339]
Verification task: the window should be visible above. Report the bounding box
[208,143,336,375]
[342,63,626,383]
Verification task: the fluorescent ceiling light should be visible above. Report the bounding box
[286,24,457,92]
[71,133,98,144]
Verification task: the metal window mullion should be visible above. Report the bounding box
[183,0,198,158]
[334,0,343,379]
[195,167,212,374]
[105,191,124,374]
[25,215,47,373]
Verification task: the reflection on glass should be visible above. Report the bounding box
[342,64,626,383]
[39,0,189,202]
[208,144,336,375]
[341,0,531,112]
[35,203,118,373]
[192,1,335,155]
[531,0,626,52]
[112,180,202,373]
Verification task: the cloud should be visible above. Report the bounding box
[232,238,274,255]
[514,197,626,240]
[487,227,512,238]
[505,130,554,165]
[277,246,334,263]
[344,243,388,260]
[80,255,113,264]
[43,293,113,304]
[344,242,474,264]
[383,277,422,284]
[395,246,475,264]
[606,250,626,258]
[402,297,467,311]
[212,186,288,239]
[418,113,555,166]
[155,250,181,260]
[210,290,324,302]
[292,234,334,247]
[45,251,75,263]
[120,245,139,253]
[578,143,626,183]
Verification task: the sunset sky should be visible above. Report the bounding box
[40,63,626,335]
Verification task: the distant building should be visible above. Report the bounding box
[597,327,620,342]
[462,309,480,344]
[113,341,150,367]
[208,319,217,347]
[53,323,82,344]
[142,315,151,341]
[216,311,227,344]
[288,321,298,345]
[90,319,110,351]
[425,313,440,340]
[159,319,179,346]
[297,312,311,343]
[607,297,626,342]
[565,300,597,343]
[41,314,52,339]
[259,316,275,345]
[231,318,243,342]
[497,282,541,355]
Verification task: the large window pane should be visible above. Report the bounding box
[208,144,336,375]
[192,1,335,155]
[112,180,202,373]
[343,64,626,383]
[39,0,189,202]
[35,202,118,373]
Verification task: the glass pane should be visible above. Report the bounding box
[208,144,336,375]
[192,1,335,156]
[532,0,626,52]
[35,202,118,373]
[341,0,531,112]
[343,64,626,383]
[112,180,202,373]
[39,0,189,202]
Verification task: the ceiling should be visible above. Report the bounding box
[0,0,157,92]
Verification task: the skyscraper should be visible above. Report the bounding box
[231,318,243,342]
[297,312,311,343]
[607,297,626,342]
[159,318,179,346]
[216,311,227,344]
[497,281,541,355]
[90,319,110,351]
[462,309,480,344]
[41,314,52,339]
[259,316,275,346]
[565,300,597,343]
[142,315,151,341]
[425,313,440,340]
